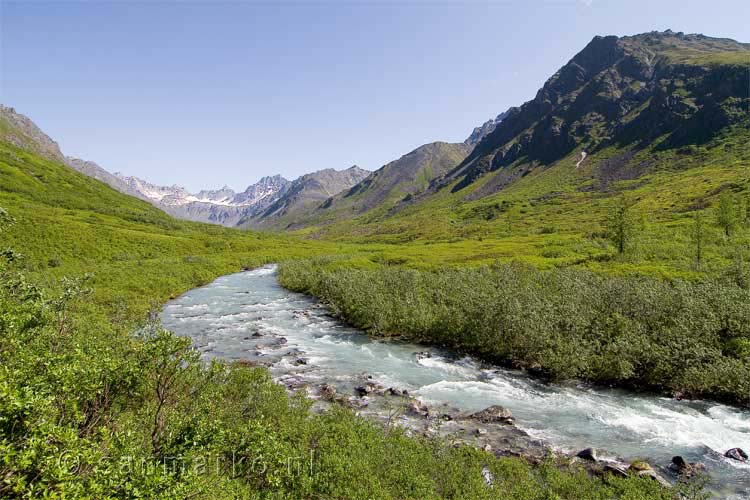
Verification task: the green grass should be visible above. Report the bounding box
[0,141,356,316]
[291,123,750,280]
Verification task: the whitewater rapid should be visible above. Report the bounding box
[162,265,750,498]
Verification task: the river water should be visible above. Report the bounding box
[161,266,750,498]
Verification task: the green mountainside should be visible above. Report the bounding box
[444,31,749,193]
[254,141,471,230]
[283,31,750,279]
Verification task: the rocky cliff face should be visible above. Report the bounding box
[444,31,750,194]
[464,110,510,147]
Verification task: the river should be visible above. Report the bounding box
[161,265,750,498]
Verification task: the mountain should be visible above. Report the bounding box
[115,174,292,226]
[273,142,472,229]
[0,105,156,203]
[240,166,370,228]
[237,112,518,230]
[0,105,66,162]
[269,31,749,242]
[442,30,750,195]
[64,158,149,201]
[3,30,748,240]
[0,104,367,228]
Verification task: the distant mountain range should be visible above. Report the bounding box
[113,174,293,226]
[3,30,746,236]
[0,101,499,229]
[0,104,373,227]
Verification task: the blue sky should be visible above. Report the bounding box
[1,1,748,191]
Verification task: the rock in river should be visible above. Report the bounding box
[319,384,337,401]
[725,447,748,462]
[468,405,515,425]
[576,448,598,462]
[354,382,381,396]
[669,455,706,477]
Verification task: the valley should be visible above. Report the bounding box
[1,26,749,500]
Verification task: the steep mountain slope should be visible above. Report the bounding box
[0,105,66,162]
[0,105,152,201]
[443,30,750,195]
[240,166,370,228]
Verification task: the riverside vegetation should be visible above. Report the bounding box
[0,143,676,498]
[278,258,750,406]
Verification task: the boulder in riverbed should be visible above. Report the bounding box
[320,384,337,401]
[354,382,381,396]
[628,461,670,488]
[725,447,748,462]
[576,448,598,462]
[468,405,515,425]
[669,455,706,477]
[406,399,430,417]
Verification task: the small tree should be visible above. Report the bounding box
[607,196,637,254]
[716,191,737,238]
[691,212,705,269]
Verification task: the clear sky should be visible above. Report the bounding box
[1,0,747,191]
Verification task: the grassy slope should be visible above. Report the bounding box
[0,141,353,316]
[295,122,750,279]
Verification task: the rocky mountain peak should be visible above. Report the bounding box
[0,105,65,161]
[465,110,511,147]
[445,31,750,194]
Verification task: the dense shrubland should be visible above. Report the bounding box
[279,258,750,406]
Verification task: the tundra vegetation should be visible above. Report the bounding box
[0,142,674,498]
[3,30,750,498]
